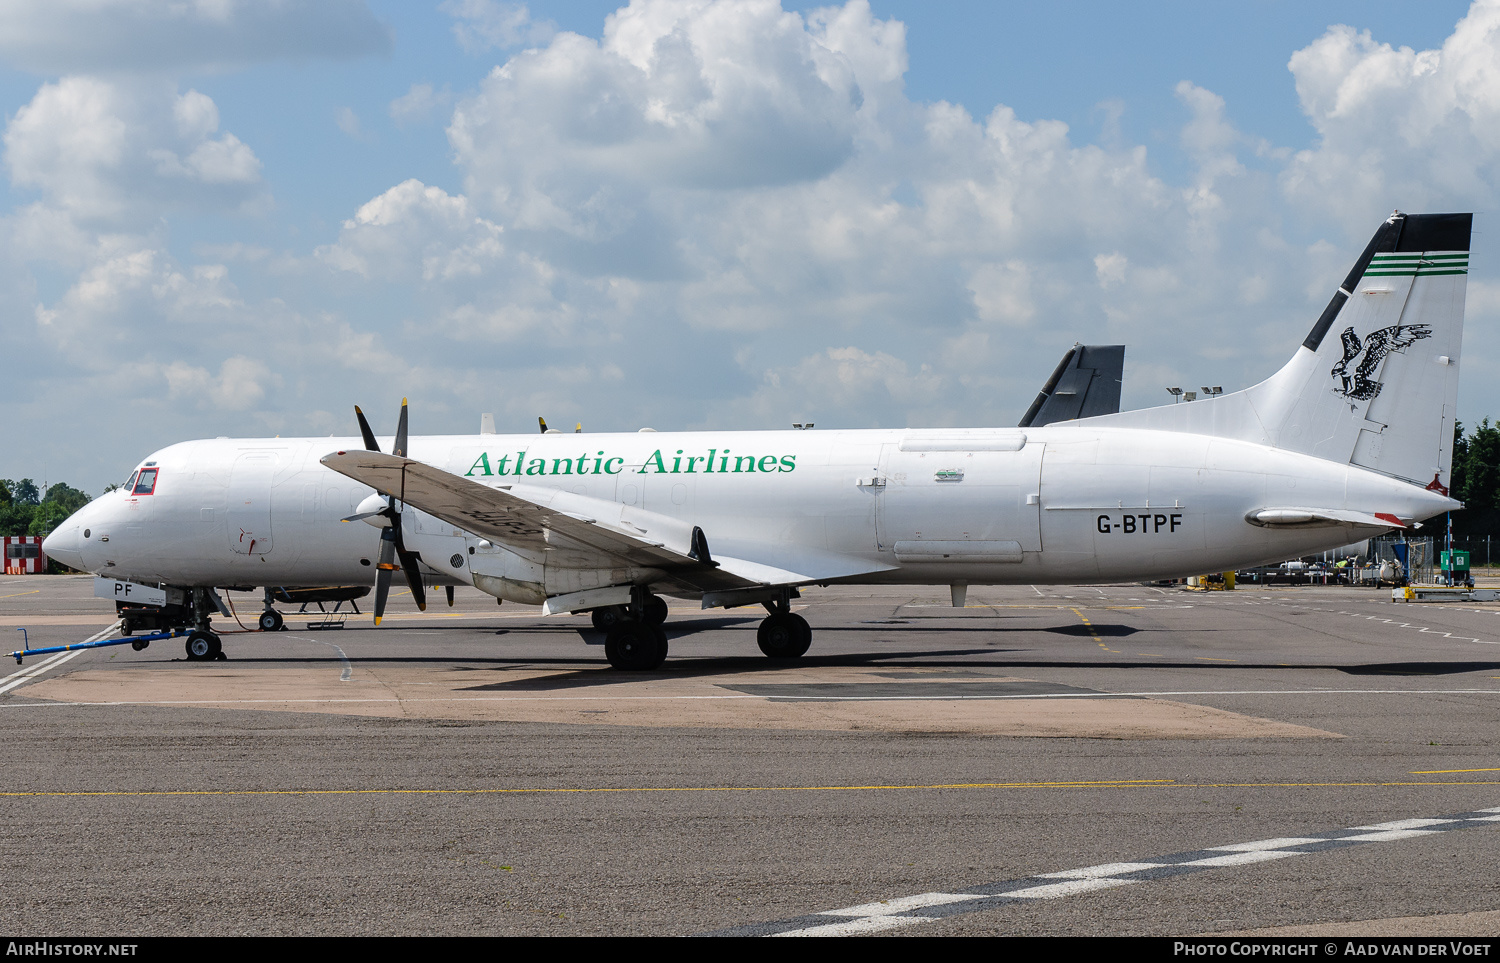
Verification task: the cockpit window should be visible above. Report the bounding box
[124,471,138,492]
[132,468,159,495]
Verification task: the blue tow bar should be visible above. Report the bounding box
[9,628,185,665]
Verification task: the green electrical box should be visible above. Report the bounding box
[1441,550,1471,573]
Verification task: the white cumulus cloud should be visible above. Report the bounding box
[0,0,390,74]
[1282,2,1500,229]
[4,78,264,226]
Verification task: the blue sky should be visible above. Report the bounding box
[0,1,1492,493]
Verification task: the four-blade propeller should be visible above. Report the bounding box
[350,400,427,624]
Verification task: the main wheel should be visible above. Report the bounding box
[185,632,220,660]
[643,594,669,626]
[258,610,284,632]
[757,613,812,659]
[604,623,668,670]
[591,605,628,631]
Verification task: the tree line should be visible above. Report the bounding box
[0,479,94,539]
[1450,420,1500,540]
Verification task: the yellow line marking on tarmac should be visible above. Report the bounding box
[1070,606,1120,654]
[0,780,1175,798]
[1411,768,1500,774]
[957,604,1155,611]
[0,590,41,599]
[8,779,1500,799]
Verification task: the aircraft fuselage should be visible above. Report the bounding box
[44,424,1452,592]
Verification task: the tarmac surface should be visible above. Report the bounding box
[5,573,1500,936]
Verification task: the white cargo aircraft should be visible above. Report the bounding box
[44,211,1471,669]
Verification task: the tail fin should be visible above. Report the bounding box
[1077,211,1471,492]
[1019,343,1126,427]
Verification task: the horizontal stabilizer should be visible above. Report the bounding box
[1245,508,1417,530]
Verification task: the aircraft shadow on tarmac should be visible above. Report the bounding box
[168,619,1500,681]
[1042,624,1139,637]
[1336,661,1500,676]
[157,649,1500,682]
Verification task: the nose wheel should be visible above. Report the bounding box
[185,631,223,661]
[258,610,284,632]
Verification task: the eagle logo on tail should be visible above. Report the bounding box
[1330,324,1432,402]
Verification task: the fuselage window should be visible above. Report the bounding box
[132,468,159,496]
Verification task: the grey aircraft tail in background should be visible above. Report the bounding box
[1018,343,1126,427]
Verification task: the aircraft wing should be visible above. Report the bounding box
[320,449,818,593]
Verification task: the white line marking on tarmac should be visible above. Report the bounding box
[1336,611,1488,644]
[770,916,932,937]
[285,634,353,681]
[0,651,70,693]
[0,622,119,695]
[726,804,1500,936]
[1003,877,1138,898]
[820,893,976,916]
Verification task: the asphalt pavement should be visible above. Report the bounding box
[5,574,1500,936]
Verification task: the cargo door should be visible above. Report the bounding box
[227,451,277,555]
[876,431,1042,561]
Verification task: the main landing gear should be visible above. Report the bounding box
[757,592,811,660]
[591,594,667,632]
[598,589,670,671]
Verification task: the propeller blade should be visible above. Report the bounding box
[445,585,455,607]
[354,406,380,453]
[396,545,427,612]
[538,416,548,434]
[575,422,582,433]
[373,531,397,624]
[390,518,426,611]
[393,398,409,458]
[340,510,386,524]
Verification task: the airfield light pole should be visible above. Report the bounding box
[1167,387,1182,404]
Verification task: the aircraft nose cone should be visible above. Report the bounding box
[42,521,85,572]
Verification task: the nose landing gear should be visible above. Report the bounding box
[184,630,223,661]
[184,587,226,660]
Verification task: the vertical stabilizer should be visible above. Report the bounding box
[1077,212,1471,494]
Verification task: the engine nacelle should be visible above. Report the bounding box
[468,543,547,604]
[467,540,660,607]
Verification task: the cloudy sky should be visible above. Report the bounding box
[0,0,1493,494]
